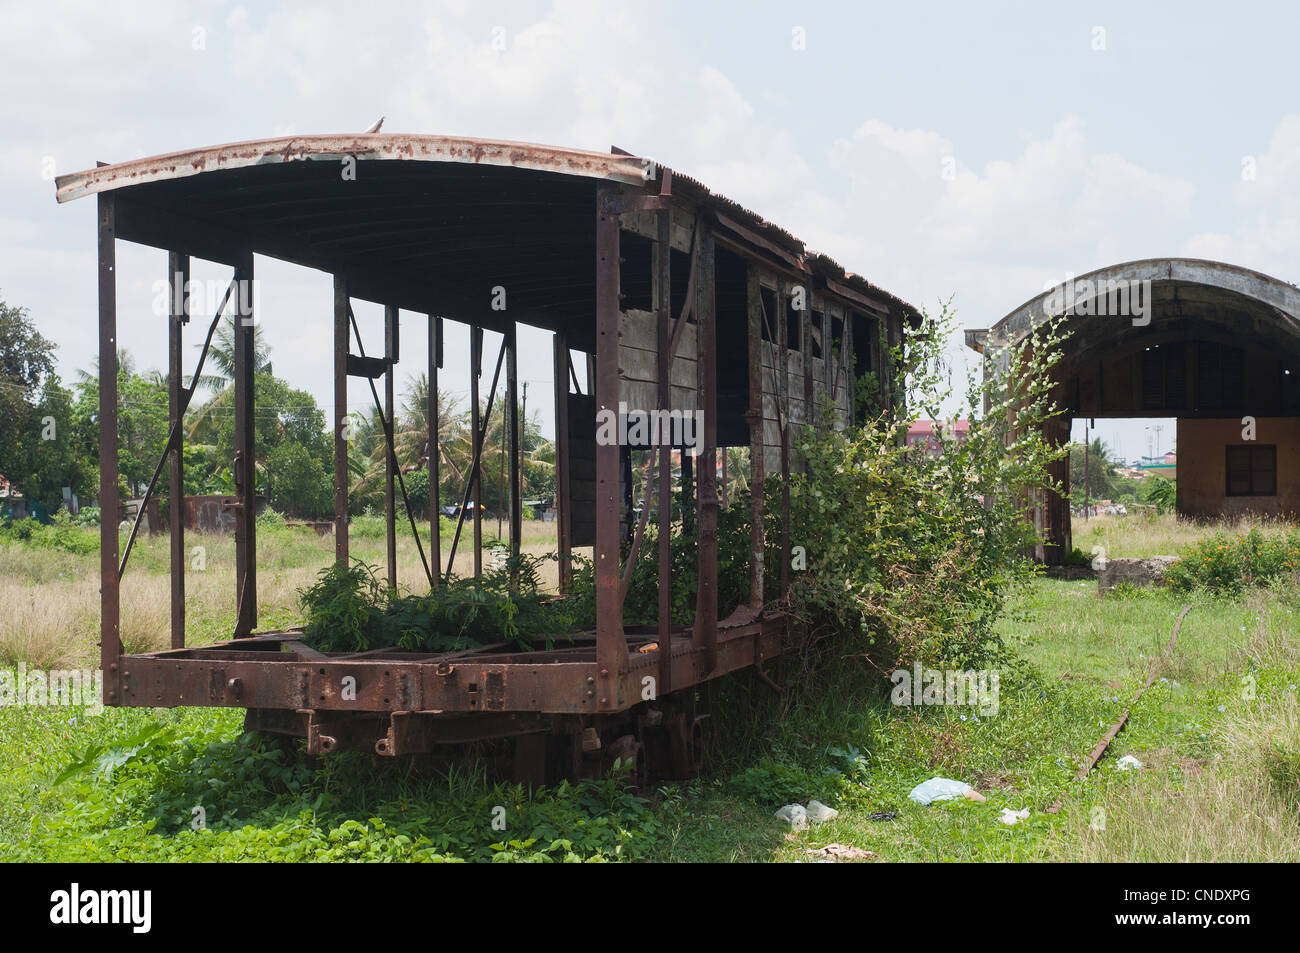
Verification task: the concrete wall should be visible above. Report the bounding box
[1177,417,1300,518]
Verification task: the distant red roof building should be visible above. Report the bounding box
[906,419,970,458]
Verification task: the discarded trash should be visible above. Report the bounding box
[776,800,838,828]
[998,807,1030,825]
[866,811,898,822]
[806,800,839,825]
[806,844,877,862]
[908,777,981,805]
[1116,754,1143,771]
[774,804,808,830]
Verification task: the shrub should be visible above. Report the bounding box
[1165,528,1300,594]
[299,555,576,654]
[785,301,1066,670]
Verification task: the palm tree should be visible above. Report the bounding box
[187,313,272,391]
[394,373,470,483]
[76,348,136,385]
[184,314,273,440]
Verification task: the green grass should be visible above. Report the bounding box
[2,514,1299,862]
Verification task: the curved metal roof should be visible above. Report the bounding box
[54,133,650,203]
[54,132,919,329]
[981,257,1300,349]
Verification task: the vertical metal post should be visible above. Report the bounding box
[232,253,257,638]
[778,278,792,598]
[680,453,693,535]
[553,330,572,592]
[333,276,349,565]
[746,266,766,610]
[845,310,856,424]
[98,194,120,705]
[595,185,628,705]
[507,321,521,566]
[655,203,673,696]
[801,286,812,440]
[695,226,718,670]
[471,326,483,577]
[384,305,398,589]
[1084,419,1090,522]
[168,251,188,649]
[429,314,442,585]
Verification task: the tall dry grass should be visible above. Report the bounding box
[0,521,568,668]
[1072,511,1300,559]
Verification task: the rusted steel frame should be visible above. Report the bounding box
[232,252,257,638]
[115,615,805,714]
[429,315,442,585]
[553,329,572,591]
[656,199,674,696]
[470,327,483,578]
[567,351,581,393]
[334,277,350,565]
[379,711,550,755]
[746,266,766,609]
[619,448,657,605]
[595,184,630,708]
[444,338,505,581]
[844,308,857,424]
[118,274,238,578]
[506,321,521,570]
[384,305,398,589]
[346,303,433,585]
[694,224,719,671]
[167,252,188,649]
[98,194,121,705]
[777,279,792,598]
[801,282,814,438]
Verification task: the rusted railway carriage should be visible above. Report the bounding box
[57,134,918,782]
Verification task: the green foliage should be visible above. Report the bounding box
[72,505,100,527]
[0,294,58,495]
[1067,437,1121,503]
[264,440,332,519]
[299,556,575,654]
[786,300,1066,669]
[1262,738,1300,809]
[1165,528,1300,594]
[0,515,97,554]
[26,716,661,863]
[726,758,831,806]
[565,489,754,629]
[1143,475,1177,513]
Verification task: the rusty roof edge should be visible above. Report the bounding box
[54,133,652,204]
[54,131,921,322]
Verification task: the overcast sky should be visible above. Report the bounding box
[3,0,1298,462]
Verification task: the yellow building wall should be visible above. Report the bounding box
[1177,417,1300,518]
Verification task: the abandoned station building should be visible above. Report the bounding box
[968,258,1300,563]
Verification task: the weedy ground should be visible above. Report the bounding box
[1,515,1297,861]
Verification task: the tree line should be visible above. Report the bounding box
[0,293,554,523]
